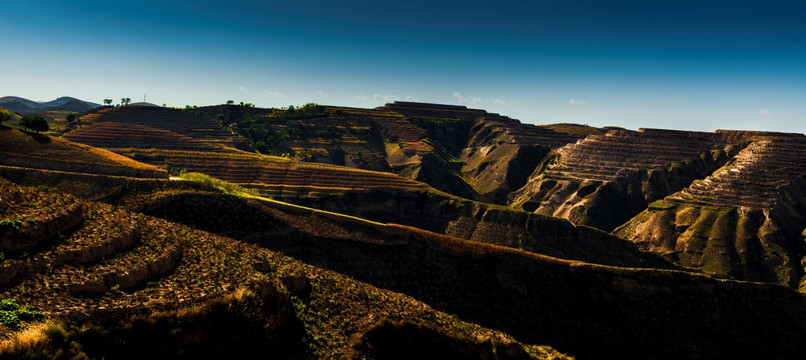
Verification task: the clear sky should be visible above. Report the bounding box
[2,0,805,133]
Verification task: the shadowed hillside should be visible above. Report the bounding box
[139,190,806,360]
[0,178,561,359]
[286,189,675,269]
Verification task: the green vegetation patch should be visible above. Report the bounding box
[0,298,44,330]
[176,171,258,197]
[648,200,677,210]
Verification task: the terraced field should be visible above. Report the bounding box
[0,123,166,178]
[115,148,427,199]
[377,102,594,202]
[667,131,806,208]
[62,106,428,199]
[615,132,806,287]
[0,179,257,317]
[510,128,743,230]
[71,105,250,150]
[63,121,223,152]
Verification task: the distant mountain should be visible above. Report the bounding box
[0,96,101,113]
[130,102,159,107]
[0,96,40,109]
[40,96,101,109]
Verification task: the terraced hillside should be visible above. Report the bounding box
[0,179,563,359]
[63,121,224,152]
[380,102,595,203]
[196,102,590,202]
[0,123,166,178]
[63,106,429,200]
[510,128,743,231]
[139,190,806,360]
[116,148,427,199]
[66,105,251,150]
[615,131,806,287]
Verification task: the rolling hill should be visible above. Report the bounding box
[0,96,101,113]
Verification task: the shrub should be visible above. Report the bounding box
[0,219,23,229]
[0,107,11,123]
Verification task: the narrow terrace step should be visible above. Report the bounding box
[0,204,140,287]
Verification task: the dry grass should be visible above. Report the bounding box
[0,321,51,355]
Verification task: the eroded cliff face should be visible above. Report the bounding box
[615,133,806,288]
[455,116,592,204]
[615,202,806,286]
[376,103,585,203]
[459,125,548,203]
[510,129,741,231]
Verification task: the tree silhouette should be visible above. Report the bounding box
[121,98,132,106]
[19,116,49,133]
[103,99,113,106]
[226,100,234,105]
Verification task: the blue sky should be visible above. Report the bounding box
[1,0,805,133]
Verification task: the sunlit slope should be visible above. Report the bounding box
[510,128,744,231]
[0,123,166,178]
